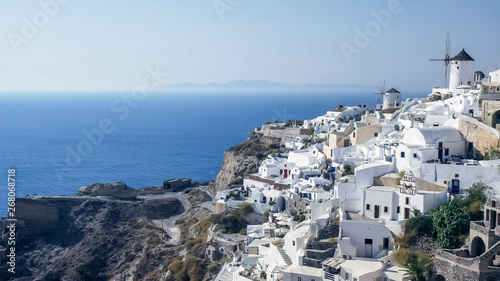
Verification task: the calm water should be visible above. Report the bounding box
[0,91,426,215]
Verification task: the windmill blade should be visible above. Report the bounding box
[444,33,451,87]
[378,80,386,93]
[429,33,452,87]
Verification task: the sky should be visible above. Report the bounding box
[1,0,500,93]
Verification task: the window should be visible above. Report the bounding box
[397,206,400,213]
[374,132,379,137]
[455,174,459,178]
[405,197,410,204]
[366,204,371,211]
[292,240,295,246]
[413,153,417,158]
[297,277,301,281]
[353,132,356,138]
[384,206,389,213]
[400,151,405,158]
[444,148,449,156]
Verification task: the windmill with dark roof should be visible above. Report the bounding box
[449,48,475,90]
[373,81,402,110]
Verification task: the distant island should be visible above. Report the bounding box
[156,80,376,93]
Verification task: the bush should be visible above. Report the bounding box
[394,248,432,267]
[169,260,184,273]
[266,143,279,150]
[429,199,471,248]
[343,164,353,175]
[465,182,492,203]
[237,203,254,219]
[75,265,96,281]
[185,237,204,249]
[263,210,270,219]
[484,146,500,160]
[148,234,161,249]
[207,263,219,274]
[405,210,433,237]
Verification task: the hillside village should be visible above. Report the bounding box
[211,49,500,281]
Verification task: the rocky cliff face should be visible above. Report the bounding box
[211,130,281,197]
[0,194,184,280]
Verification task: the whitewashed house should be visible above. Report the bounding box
[396,126,465,172]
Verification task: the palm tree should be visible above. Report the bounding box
[404,257,433,281]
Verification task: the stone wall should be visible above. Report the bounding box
[434,250,481,281]
[481,100,500,130]
[458,114,500,158]
[256,128,311,144]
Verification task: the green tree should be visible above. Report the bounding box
[429,199,471,248]
[404,257,433,281]
[465,182,492,203]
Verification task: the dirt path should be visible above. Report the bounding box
[145,193,190,245]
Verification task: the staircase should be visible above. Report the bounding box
[277,247,293,265]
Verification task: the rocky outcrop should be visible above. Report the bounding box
[0,193,183,280]
[211,130,281,197]
[78,181,136,199]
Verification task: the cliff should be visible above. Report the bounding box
[211,130,281,197]
[0,191,185,280]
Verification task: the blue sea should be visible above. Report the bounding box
[0,91,426,215]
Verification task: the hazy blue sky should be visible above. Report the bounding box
[1,0,499,92]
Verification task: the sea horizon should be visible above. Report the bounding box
[1,91,428,215]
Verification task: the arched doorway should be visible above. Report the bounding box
[492,110,500,128]
[470,236,486,257]
[435,274,446,281]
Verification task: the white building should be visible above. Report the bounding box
[382,88,402,109]
[449,49,475,91]
[396,126,465,172]
[338,220,394,259]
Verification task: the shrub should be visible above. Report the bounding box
[185,237,204,249]
[465,182,492,203]
[237,203,254,219]
[148,234,161,249]
[266,143,279,150]
[75,265,96,281]
[207,263,219,274]
[169,260,184,273]
[263,210,270,219]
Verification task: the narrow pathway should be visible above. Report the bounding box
[143,193,190,245]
